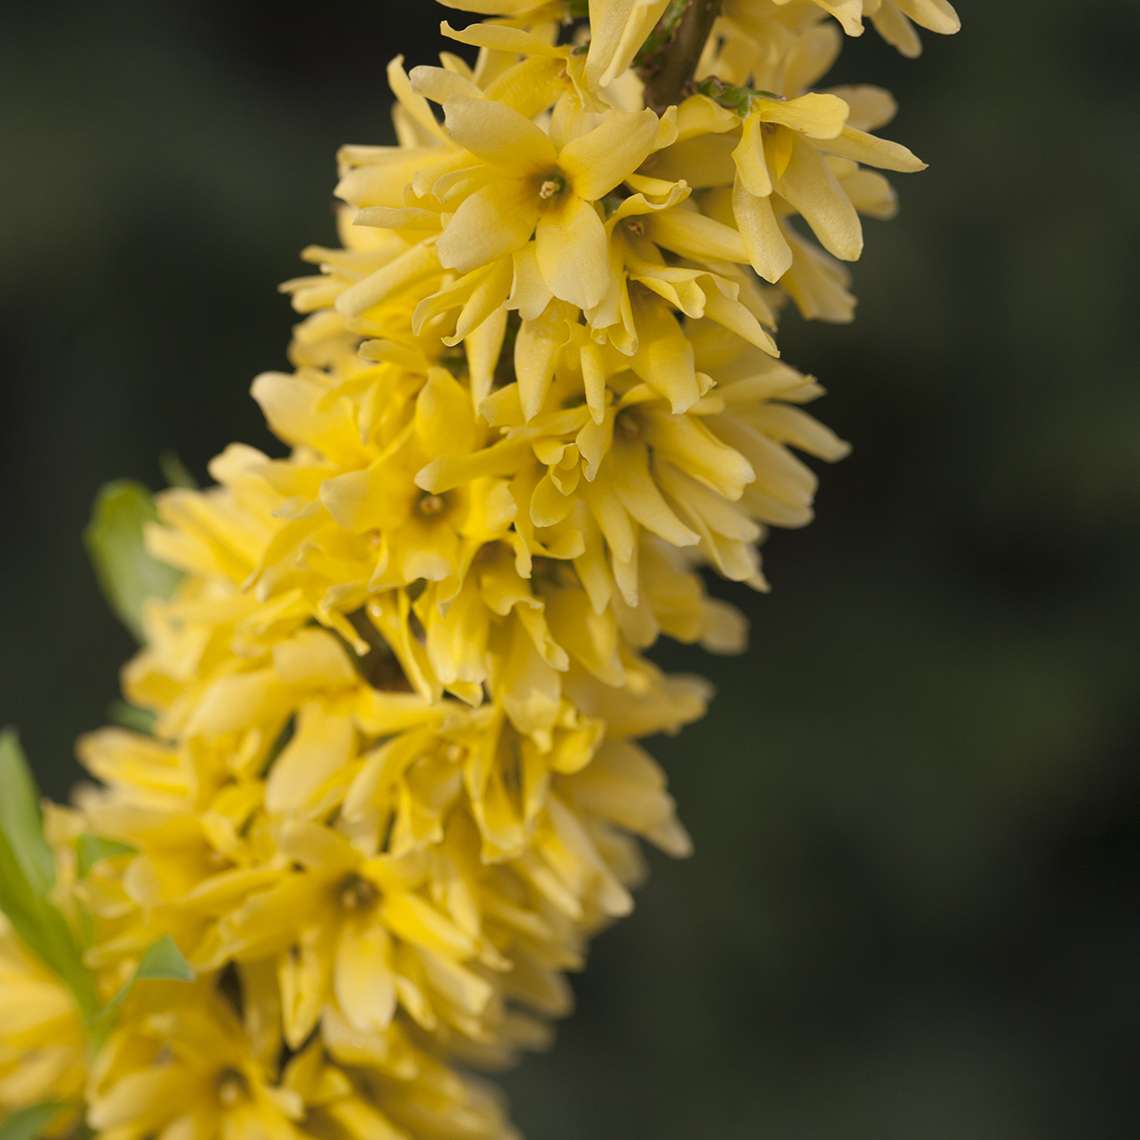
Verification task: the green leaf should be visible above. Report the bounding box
[0,730,54,895]
[84,481,181,640]
[0,731,99,1021]
[134,934,195,983]
[0,832,98,1021]
[76,834,137,879]
[0,1102,66,1140]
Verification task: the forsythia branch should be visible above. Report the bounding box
[1,0,962,1136]
[640,0,723,111]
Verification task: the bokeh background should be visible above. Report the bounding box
[3,2,1139,1136]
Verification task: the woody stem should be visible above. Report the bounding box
[638,0,724,114]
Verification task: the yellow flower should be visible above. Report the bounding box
[0,920,87,1130]
[88,996,305,1139]
[728,89,923,272]
[418,334,846,601]
[196,817,506,1048]
[284,1035,519,1140]
[5,2,962,1135]
[415,81,674,311]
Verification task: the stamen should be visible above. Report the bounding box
[538,174,566,200]
[418,493,447,517]
[217,1068,249,1108]
[338,873,380,912]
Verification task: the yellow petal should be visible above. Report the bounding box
[648,207,750,264]
[629,297,701,412]
[558,110,661,202]
[732,113,772,197]
[437,179,539,273]
[732,176,793,283]
[278,819,360,874]
[186,670,291,737]
[415,367,477,457]
[824,126,927,172]
[585,0,672,88]
[515,302,573,420]
[440,19,563,59]
[611,438,699,547]
[643,412,754,500]
[758,92,849,140]
[442,97,557,174]
[536,196,610,311]
[777,138,864,262]
[266,703,356,816]
[380,893,476,959]
[88,1069,204,1132]
[334,918,396,1032]
[898,0,961,34]
[407,63,483,105]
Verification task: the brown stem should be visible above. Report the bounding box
[639,0,723,114]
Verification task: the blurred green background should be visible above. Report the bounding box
[3,2,1139,1136]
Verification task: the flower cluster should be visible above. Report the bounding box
[2,1,958,1135]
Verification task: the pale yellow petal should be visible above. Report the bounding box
[437,180,539,273]
[823,127,927,173]
[732,113,772,197]
[335,918,396,1032]
[732,176,793,283]
[558,110,661,202]
[536,196,610,311]
[758,92,849,140]
[442,97,557,173]
[586,0,672,88]
[777,138,864,262]
[611,438,699,547]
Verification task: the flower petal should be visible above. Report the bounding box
[437,179,539,273]
[536,196,610,311]
[732,113,772,197]
[757,92,849,140]
[777,138,864,262]
[733,176,793,283]
[559,110,662,201]
[442,97,557,174]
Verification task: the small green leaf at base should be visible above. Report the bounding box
[0,1102,67,1140]
[0,732,99,1021]
[134,935,195,983]
[84,481,181,640]
[0,730,54,896]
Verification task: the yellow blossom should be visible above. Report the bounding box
[3,1,961,1135]
[0,920,87,1131]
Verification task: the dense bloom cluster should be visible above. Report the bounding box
[2,1,957,1135]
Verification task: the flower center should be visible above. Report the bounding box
[417,492,448,518]
[538,172,567,201]
[443,741,467,764]
[216,1068,249,1108]
[338,872,379,912]
[616,410,642,439]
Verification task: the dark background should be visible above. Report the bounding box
[4,2,1139,1136]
